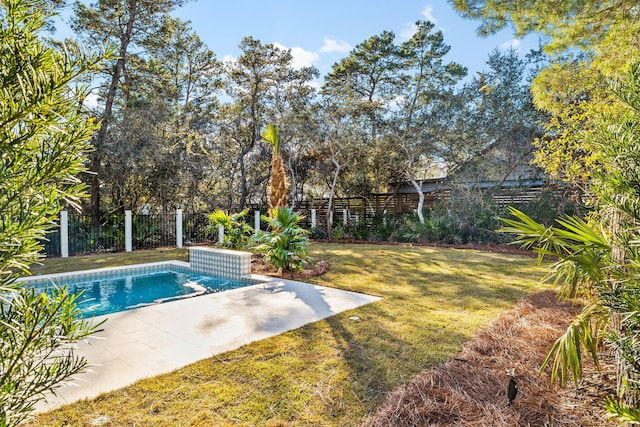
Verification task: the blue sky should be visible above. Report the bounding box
[52,0,537,84]
[174,0,537,82]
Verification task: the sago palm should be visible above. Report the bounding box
[261,124,289,214]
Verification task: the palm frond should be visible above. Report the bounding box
[541,302,610,386]
[605,396,640,424]
[554,215,609,247]
[260,123,281,154]
[499,207,573,263]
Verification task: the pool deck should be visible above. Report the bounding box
[36,276,381,412]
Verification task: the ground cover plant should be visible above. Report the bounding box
[27,243,553,426]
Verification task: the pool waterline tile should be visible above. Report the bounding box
[17,259,264,318]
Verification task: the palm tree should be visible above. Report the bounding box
[261,124,288,214]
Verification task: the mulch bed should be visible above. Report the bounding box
[361,290,618,427]
[250,253,330,280]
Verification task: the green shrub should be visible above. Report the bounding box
[429,194,505,244]
[370,211,395,241]
[254,207,310,272]
[331,223,346,240]
[309,226,327,240]
[206,209,254,249]
[392,211,450,243]
[346,220,370,241]
[518,189,573,227]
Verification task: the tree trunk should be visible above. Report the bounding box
[327,158,341,237]
[88,0,138,216]
[409,177,426,224]
[238,155,247,209]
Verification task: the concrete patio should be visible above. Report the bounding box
[37,277,381,412]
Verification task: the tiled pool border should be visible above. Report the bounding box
[16,260,268,288]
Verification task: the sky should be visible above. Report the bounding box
[172,0,538,83]
[52,0,538,85]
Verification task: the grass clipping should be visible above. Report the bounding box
[363,290,617,427]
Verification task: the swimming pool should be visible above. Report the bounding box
[19,261,258,318]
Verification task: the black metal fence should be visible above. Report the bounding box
[42,221,62,257]
[183,213,211,246]
[41,212,213,257]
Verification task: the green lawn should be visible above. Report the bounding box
[29,243,550,426]
[27,247,189,275]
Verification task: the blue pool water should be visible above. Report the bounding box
[33,270,253,318]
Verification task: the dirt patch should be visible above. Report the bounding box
[251,254,330,280]
[362,290,617,427]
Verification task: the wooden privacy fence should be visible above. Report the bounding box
[291,184,555,229]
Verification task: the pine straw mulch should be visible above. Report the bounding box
[363,290,618,427]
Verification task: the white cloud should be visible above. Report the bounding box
[421,4,438,25]
[400,4,442,40]
[274,42,319,69]
[400,22,417,40]
[85,92,98,107]
[82,89,100,110]
[319,38,351,54]
[307,79,321,91]
[500,39,522,50]
[222,54,237,64]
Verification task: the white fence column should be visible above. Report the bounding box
[254,210,261,235]
[218,225,224,245]
[125,210,132,252]
[60,210,69,258]
[311,209,317,229]
[176,209,183,248]
[343,208,348,225]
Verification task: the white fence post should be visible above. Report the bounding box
[255,210,260,235]
[125,210,132,252]
[311,209,317,229]
[343,208,348,225]
[218,224,224,245]
[60,210,69,258]
[176,209,183,248]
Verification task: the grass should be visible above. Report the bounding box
[27,247,188,275]
[28,243,550,426]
